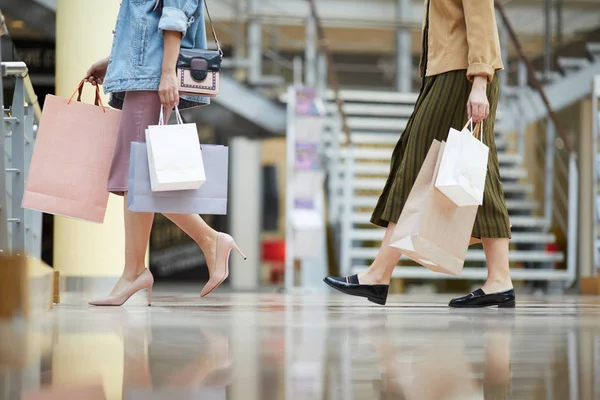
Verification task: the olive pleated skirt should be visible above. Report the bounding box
[370,71,512,239]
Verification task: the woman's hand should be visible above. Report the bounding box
[85,57,110,86]
[467,76,489,123]
[158,69,179,109]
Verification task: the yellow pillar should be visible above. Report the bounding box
[54,0,126,277]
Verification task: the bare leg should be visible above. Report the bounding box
[108,195,155,296]
[164,214,218,274]
[481,238,513,293]
[357,223,403,285]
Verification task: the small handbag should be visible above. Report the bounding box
[154,0,223,97]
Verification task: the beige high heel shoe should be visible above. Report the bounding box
[200,233,246,297]
[89,269,154,306]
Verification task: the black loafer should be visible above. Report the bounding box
[449,288,515,308]
[323,275,389,305]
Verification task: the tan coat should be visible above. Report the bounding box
[420,0,504,82]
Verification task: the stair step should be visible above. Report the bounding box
[326,90,419,104]
[587,42,600,58]
[326,103,415,117]
[345,179,532,193]
[350,254,566,279]
[343,117,409,131]
[349,249,563,263]
[327,148,522,164]
[333,162,527,179]
[534,70,562,82]
[350,211,542,226]
[350,196,538,211]
[349,229,555,244]
[558,57,589,70]
[323,131,512,147]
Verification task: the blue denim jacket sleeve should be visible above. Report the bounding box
[158,0,199,35]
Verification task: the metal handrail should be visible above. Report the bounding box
[307,0,351,145]
[495,2,572,153]
[1,62,42,123]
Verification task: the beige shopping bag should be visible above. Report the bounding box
[389,140,478,275]
[22,80,121,223]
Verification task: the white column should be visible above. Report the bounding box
[54,0,126,277]
[228,137,262,290]
[395,0,412,92]
[579,98,594,278]
[247,0,262,84]
[305,15,317,87]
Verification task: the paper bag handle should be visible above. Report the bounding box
[462,118,484,142]
[67,79,106,112]
[158,106,184,125]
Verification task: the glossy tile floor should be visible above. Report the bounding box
[3,291,600,400]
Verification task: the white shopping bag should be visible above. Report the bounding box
[435,119,489,206]
[145,107,206,192]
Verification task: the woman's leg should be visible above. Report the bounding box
[357,223,403,285]
[105,195,154,297]
[123,196,155,279]
[481,238,513,293]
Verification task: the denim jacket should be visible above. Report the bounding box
[103,0,210,109]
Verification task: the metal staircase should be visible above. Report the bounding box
[323,88,577,286]
[501,29,600,133]
[593,76,600,271]
[0,61,42,257]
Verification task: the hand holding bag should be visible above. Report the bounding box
[155,0,223,97]
[435,119,489,206]
[145,107,206,192]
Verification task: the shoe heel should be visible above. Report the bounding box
[147,286,153,306]
[232,241,247,260]
[499,300,515,308]
[368,297,386,306]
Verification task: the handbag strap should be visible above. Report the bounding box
[154,0,223,57]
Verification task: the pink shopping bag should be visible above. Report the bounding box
[22,80,121,223]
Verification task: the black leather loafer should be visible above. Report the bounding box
[323,275,389,305]
[449,288,515,308]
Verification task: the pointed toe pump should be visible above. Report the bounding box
[89,269,154,307]
[200,233,247,297]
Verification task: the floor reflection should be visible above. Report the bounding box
[1,293,599,399]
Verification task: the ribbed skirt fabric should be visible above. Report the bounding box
[370,71,511,239]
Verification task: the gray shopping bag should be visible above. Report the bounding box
[128,142,228,214]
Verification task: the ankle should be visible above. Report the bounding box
[483,276,513,293]
[486,275,512,285]
[122,267,146,281]
[197,229,219,251]
[359,270,389,285]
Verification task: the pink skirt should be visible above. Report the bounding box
[106,91,162,196]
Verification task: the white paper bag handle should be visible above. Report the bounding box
[473,120,484,142]
[158,106,184,126]
[462,118,484,143]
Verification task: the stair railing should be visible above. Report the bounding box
[592,76,600,271]
[0,8,43,257]
[496,2,578,287]
[306,0,354,275]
